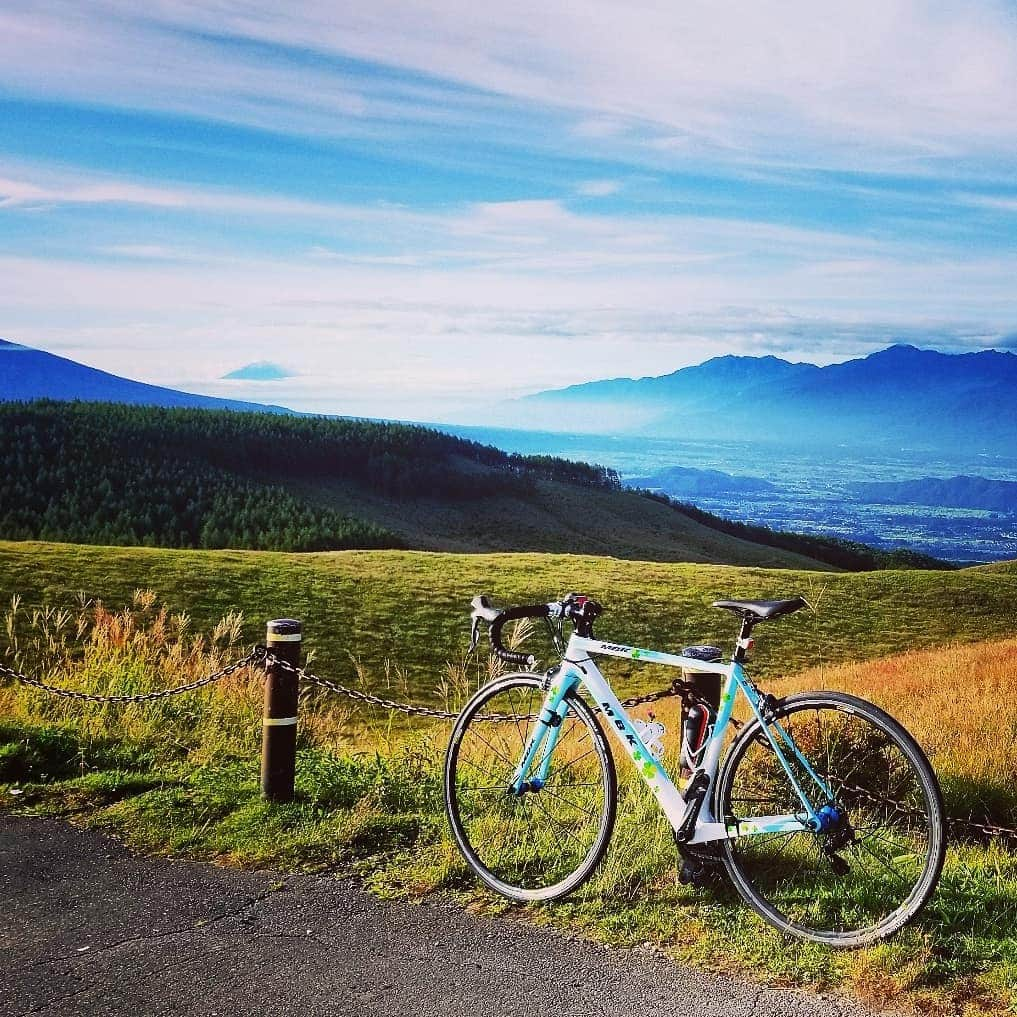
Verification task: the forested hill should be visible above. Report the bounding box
[0,401,939,570]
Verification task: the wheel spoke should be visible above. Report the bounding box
[447,678,614,899]
[721,696,942,945]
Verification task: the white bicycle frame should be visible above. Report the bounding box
[510,632,835,845]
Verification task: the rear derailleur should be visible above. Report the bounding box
[816,803,856,876]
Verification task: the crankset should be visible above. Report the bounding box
[675,837,724,888]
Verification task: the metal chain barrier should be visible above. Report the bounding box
[0,647,265,704]
[273,653,1017,844]
[837,778,1017,845]
[6,643,1015,845]
[265,649,720,723]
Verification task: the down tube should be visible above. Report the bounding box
[578,662,688,830]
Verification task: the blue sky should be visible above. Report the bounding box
[2,1,1017,419]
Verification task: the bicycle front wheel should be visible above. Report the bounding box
[444,675,616,902]
[716,691,945,947]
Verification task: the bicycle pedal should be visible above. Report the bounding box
[678,859,717,888]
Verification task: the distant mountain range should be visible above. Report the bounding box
[512,345,1017,450]
[625,464,777,498]
[0,339,291,414]
[6,338,1016,456]
[852,476,1017,513]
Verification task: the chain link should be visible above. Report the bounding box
[0,648,264,704]
[836,778,1017,844]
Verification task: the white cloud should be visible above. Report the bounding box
[576,179,621,197]
[4,228,1017,421]
[0,168,409,220]
[3,2,1017,170]
[954,192,1017,214]
[1,0,1016,172]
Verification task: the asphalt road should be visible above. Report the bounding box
[1,814,880,1017]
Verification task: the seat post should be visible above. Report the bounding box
[733,614,755,664]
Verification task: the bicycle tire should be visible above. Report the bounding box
[715,691,946,947]
[445,674,617,903]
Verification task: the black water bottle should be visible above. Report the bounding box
[680,645,723,773]
[681,702,713,771]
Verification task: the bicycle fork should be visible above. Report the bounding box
[509,677,572,794]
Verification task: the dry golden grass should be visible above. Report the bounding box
[767,639,1017,823]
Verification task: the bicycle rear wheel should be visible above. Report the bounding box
[444,675,616,902]
[716,691,945,946]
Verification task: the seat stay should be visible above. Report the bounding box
[735,672,826,827]
[767,713,836,803]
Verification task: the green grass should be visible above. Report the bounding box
[3,542,1017,1014]
[2,540,1016,702]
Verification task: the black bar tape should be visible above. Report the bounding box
[489,603,551,665]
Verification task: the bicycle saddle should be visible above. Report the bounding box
[712,597,807,622]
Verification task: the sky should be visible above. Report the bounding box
[2,1,1017,420]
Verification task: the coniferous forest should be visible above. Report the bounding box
[0,401,948,567]
[0,402,619,552]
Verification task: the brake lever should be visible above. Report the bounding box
[468,614,482,654]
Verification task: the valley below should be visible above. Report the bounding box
[444,425,1017,565]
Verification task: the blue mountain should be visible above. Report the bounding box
[0,339,293,414]
[625,464,778,497]
[852,475,1017,512]
[514,345,1017,450]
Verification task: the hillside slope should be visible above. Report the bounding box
[292,474,827,567]
[0,401,834,568]
[2,542,1015,698]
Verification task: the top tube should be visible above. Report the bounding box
[568,635,735,676]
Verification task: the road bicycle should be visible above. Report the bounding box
[444,592,945,947]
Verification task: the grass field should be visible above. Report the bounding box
[2,541,1017,1014]
[2,540,1016,703]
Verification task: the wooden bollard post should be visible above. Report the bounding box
[262,618,301,802]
